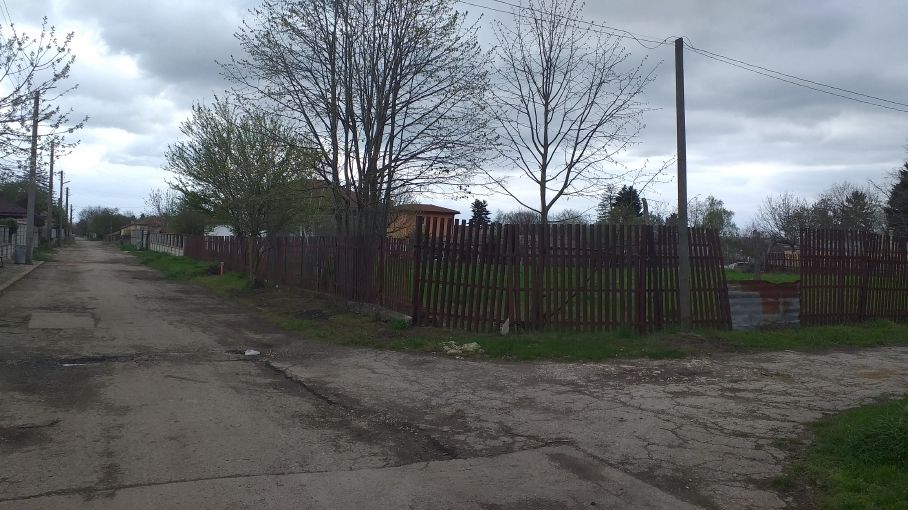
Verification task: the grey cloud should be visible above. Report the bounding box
[59,0,255,90]
[8,0,908,224]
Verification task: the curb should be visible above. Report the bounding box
[0,260,44,295]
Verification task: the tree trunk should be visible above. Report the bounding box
[246,236,260,286]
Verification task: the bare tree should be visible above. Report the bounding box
[550,208,589,224]
[224,0,492,236]
[145,188,179,219]
[484,0,655,228]
[885,160,908,236]
[494,208,541,225]
[0,18,85,173]
[756,192,809,244]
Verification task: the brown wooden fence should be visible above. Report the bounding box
[168,222,731,333]
[800,229,908,325]
[184,235,414,315]
[411,219,731,332]
[765,252,799,272]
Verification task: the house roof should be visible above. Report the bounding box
[119,217,164,231]
[0,197,27,217]
[396,203,460,215]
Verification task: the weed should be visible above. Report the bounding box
[771,475,796,492]
[32,246,56,261]
[769,437,803,451]
[389,318,411,330]
[782,395,908,509]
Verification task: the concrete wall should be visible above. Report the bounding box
[728,281,800,330]
[147,242,184,256]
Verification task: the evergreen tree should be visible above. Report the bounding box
[613,186,643,215]
[595,192,611,224]
[885,163,908,236]
[605,185,643,224]
[840,190,877,231]
[470,199,491,226]
[595,185,643,224]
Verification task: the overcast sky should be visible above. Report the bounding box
[8,0,908,225]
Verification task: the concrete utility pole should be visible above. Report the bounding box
[25,92,39,265]
[65,187,70,239]
[675,38,692,330]
[47,141,54,245]
[59,167,64,240]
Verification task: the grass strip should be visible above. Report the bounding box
[724,268,801,284]
[776,395,908,509]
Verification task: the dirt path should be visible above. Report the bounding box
[1,240,906,509]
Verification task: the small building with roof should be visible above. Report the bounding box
[388,204,460,239]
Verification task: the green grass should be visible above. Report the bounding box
[271,313,691,360]
[780,395,908,509]
[705,320,908,351]
[724,268,801,284]
[131,250,214,280]
[32,245,57,261]
[128,250,250,294]
[474,329,688,360]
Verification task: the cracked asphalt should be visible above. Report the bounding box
[1,241,906,509]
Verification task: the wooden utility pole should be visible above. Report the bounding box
[25,92,39,265]
[675,38,692,330]
[47,141,54,245]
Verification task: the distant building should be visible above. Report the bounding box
[206,225,234,237]
[117,217,164,240]
[0,197,27,219]
[388,204,459,239]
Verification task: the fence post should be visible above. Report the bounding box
[647,226,662,330]
[635,226,649,333]
[531,223,544,329]
[410,216,424,324]
[504,224,520,330]
[857,233,871,321]
[376,235,386,307]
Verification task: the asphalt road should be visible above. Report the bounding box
[1,241,906,509]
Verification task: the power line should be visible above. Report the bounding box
[486,0,675,49]
[457,0,675,50]
[685,45,908,114]
[682,42,908,113]
[684,42,908,109]
[457,0,908,114]
[0,0,10,26]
